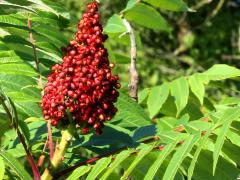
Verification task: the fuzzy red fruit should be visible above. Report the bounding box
[41,1,120,135]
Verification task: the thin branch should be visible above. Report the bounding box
[27,15,43,89]
[0,97,41,180]
[198,0,225,28]
[54,147,125,178]
[122,19,139,101]
[209,0,225,19]
[221,54,240,61]
[55,127,199,178]
[47,121,54,160]
[191,0,213,10]
[37,139,48,168]
[55,127,188,177]
[16,130,41,180]
[54,136,160,178]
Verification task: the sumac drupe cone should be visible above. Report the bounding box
[41,2,120,135]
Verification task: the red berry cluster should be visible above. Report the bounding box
[41,1,120,135]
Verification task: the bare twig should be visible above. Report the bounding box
[27,16,43,89]
[191,0,213,10]
[122,19,139,101]
[221,54,240,61]
[209,0,225,19]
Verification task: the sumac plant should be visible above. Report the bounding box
[0,0,240,180]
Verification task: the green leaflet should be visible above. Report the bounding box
[162,133,201,180]
[203,64,240,81]
[122,0,139,12]
[0,63,38,76]
[86,157,112,180]
[124,3,169,31]
[143,0,188,11]
[104,14,127,34]
[112,92,151,128]
[0,1,36,14]
[67,166,91,180]
[0,157,5,180]
[147,83,169,118]
[187,130,212,180]
[188,74,205,105]
[144,143,176,180]
[101,150,133,180]
[0,151,31,180]
[0,15,26,28]
[170,77,189,117]
[121,144,155,179]
[213,107,240,174]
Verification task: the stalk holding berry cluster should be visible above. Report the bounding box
[41,1,120,135]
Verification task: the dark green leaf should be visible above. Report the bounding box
[111,92,151,129]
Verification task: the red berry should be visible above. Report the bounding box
[69,50,76,56]
[81,127,90,134]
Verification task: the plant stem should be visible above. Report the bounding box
[41,130,73,180]
[122,19,139,101]
[27,15,43,89]
[47,121,54,160]
[16,129,41,180]
[37,137,48,168]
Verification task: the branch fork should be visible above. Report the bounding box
[41,130,73,180]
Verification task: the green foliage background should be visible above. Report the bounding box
[0,0,240,180]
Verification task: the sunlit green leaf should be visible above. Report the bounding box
[0,156,5,180]
[170,77,189,117]
[0,151,31,180]
[147,83,169,118]
[86,157,112,180]
[124,3,169,31]
[143,0,188,11]
[104,14,127,34]
[67,166,91,180]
